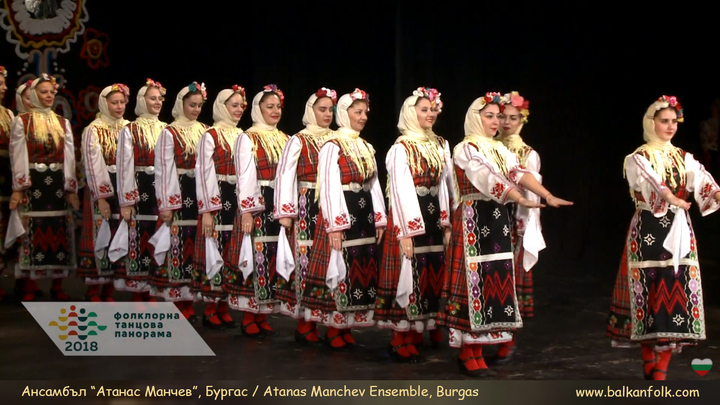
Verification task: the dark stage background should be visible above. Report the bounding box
[2,1,719,284]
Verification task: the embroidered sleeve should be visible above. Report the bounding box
[154,128,182,211]
[9,116,31,191]
[273,135,302,219]
[116,126,138,207]
[235,133,264,215]
[455,142,516,204]
[318,143,351,233]
[82,126,114,201]
[442,139,457,212]
[196,131,222,214]
[386,145,423,238]
[685,152,720,216]
[625,153,668,216]
[500,146,532,185]
[62,119,78,193]
[370,156,387,229]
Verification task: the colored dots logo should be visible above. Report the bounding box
[48,305,107,341]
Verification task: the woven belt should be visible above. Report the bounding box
[135,165,155,174]
[258,179,275,188]
[299,181,316,189]
[177,168,195,177]
[217,174,238,184]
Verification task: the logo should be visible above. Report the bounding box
[691,358,712,376]
[24,302,214,356]
[49,305,107,341]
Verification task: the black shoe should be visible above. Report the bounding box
[220,315,237,329]
[643,359,655,380]
[295,328,323,344]
[457,357,498,378]
[486,347,515,366]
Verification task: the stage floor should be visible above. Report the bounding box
[1,259,718,381]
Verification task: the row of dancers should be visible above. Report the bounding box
[0,67,717,380]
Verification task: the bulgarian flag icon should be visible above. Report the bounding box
[691,359,712,376]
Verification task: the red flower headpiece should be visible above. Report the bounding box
[413,87,443,112]
[22,79,34,88]
[350,88,370,111]
[232,85,248,109]
[263,84,284,107]
[655,95,684,123]
[316,87,338,104]
[188,81,207,101]
[145,78,166,97]
[0,66,6,78]
[38,73,59,90]
[500,91,530,123]
[109,83,130,101]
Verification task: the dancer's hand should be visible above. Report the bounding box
[329,231,344,251]
[376,227,385,245]
[241,213,254,234]
[160,210,174,225]
[545,194,574,208]
[121,206,134,222]
[202,212,214,237]
[97,199,111,220]
[279,218,293,233]
[518,197,545,209]
[400,237,413,258]
[66,193,80,211]
[9,191,24,210]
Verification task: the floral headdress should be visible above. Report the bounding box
[413,87,443,112]
[350,88,370,111]
[0,66,6,78]
[38,73,59,90]
[231,85,248,109]
[188,81,207,101]
[263,84,284,108]
[316,87,338,104]
[109,83,130,101]
[653,95,684,123]
[145,78,166,97]
[22,79,34,88]
[500,91,530,123]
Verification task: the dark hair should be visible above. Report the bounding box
[260,91,281,104]
[349,99,368,109]
[479,102,501,112]
[182,89,203,102]
[653,107,677,118]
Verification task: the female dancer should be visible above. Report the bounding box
[275,87,337,343]
[224,85,288,336]
[7,74,79,301]
[0,66,12,301]
[300,89,387,349]
[116,79,167,301]
[376,88,451,361]
[607,96,720,380]
[194,85,246,327]
[492,91,542,362]
[78,83,130,301]
[440,92,572,377]
[153,82,208,304]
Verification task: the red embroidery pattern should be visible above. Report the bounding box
[168,194,181,206]
[16,174,29,187]
[123,189,139,202]
[649,191,657,206]
[700,183,713,199]
[334,214,349,226]
[440,210,448,222]
[374,212,383,223]
[491,182,505,199]
[393,225,401,236]
[197,200,204,210]
[259,196,265,206]
[509,171,518,183]
[323,219,329,229]
[240,197,256,209]
[210,195,221,206]
[98,183,113,194]
[65,178,78,191]
[407,217,422,231]
[281,203,296,214]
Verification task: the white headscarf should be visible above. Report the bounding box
[210,87,245,152]
[169,82,207,156]
[132,79,166,150]
[28,74,64,146]
[15,80,32,113]
[626,96,686,189]
[301,87,337,137]
[94,84,130,129]
[497,91,531,165]
[246,85,286,164]
[455,93,508,178]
